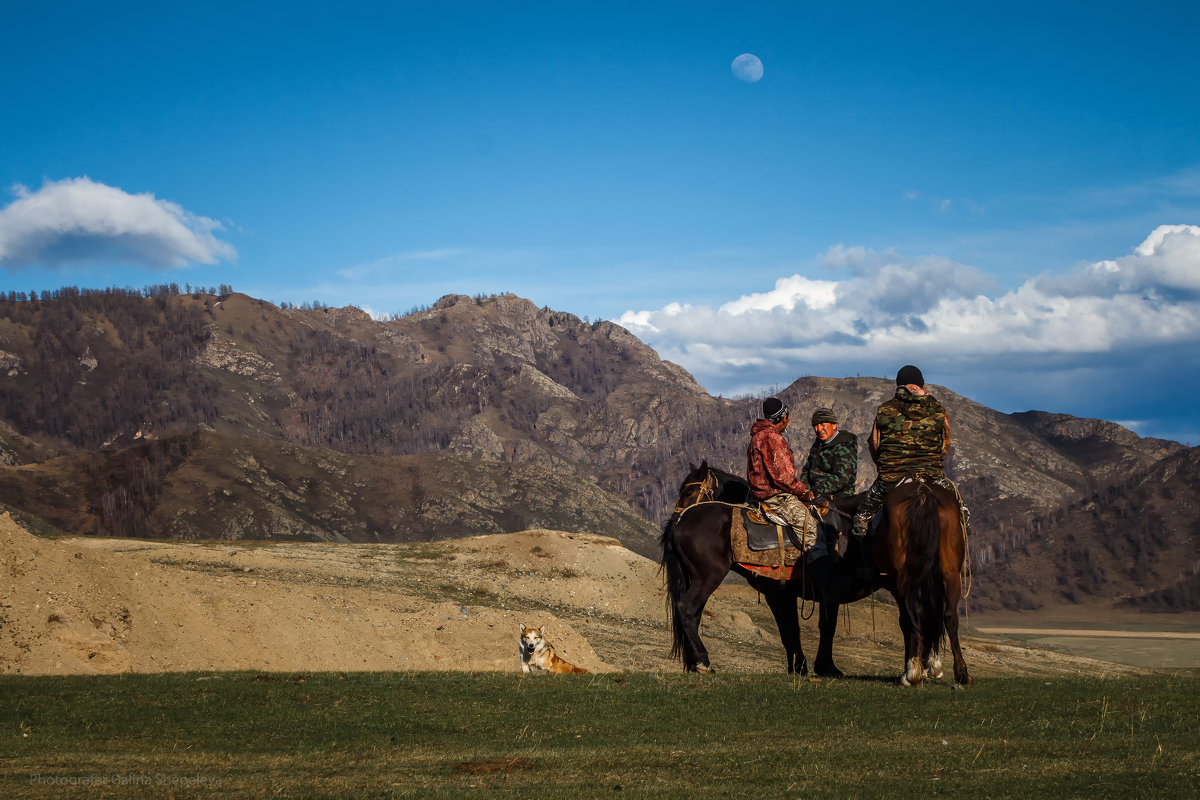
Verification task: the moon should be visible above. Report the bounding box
[731,53,764,83]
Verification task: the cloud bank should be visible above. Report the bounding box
[618,226,1200,442]
[0,177,235,271]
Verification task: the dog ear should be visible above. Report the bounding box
[520,623,527,633]
[539,625,546,636]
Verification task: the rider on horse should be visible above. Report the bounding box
[801,407,857,500]
[852,365,969,537]
[747,397,816,534]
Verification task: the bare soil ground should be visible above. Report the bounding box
[0,513,1165,678]
[970,607,1200,669]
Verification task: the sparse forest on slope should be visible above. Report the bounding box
[0,286,1191,609]
[0,431,661,557]
[977,446,1200,611]
[0,286,219,447]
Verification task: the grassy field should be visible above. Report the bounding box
[3,671,1198,799]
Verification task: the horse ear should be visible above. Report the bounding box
[689,462,697,472]
[700,459,709,470]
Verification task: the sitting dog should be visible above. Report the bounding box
[519,623,588,674]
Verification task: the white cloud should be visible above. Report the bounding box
[0,177,235,270]
[617,227,1200,402]
[719,274,837,315]
[1120,223,1200,292]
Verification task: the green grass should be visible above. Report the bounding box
[2,672,1198,798]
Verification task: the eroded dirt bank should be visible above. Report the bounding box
[0,514,1149,678]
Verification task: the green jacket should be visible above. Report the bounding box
[872,387,948,482]
[801,429,858,498]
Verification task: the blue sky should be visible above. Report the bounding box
[2,1,1199,444]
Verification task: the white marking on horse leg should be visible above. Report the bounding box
[905,656,923,686]
[926,651,943,680]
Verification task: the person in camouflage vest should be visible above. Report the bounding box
[801,407,858,500]
[852,365,969,536]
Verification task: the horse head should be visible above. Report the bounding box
[673,461,754,516]
[673,461,718,514]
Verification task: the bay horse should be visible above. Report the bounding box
[659,462,875,676]
[875,477,972,686]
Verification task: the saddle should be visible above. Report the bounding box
[729,503,821,582]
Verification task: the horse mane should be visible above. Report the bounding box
[697,461,751,504]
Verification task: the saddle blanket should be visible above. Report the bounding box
[729,506,810,570]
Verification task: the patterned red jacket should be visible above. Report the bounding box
[746,419,811,501]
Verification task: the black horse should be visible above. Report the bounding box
[659,461,877,675]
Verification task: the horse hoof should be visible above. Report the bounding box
[816,665,844,679]
[695,664,715,674]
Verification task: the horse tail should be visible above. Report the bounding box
[905,483,946,653]
[659,516,690,660]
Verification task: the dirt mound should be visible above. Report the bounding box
[0,513,1145,678]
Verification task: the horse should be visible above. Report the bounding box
[659,461,875,676]
[874,477,973,686]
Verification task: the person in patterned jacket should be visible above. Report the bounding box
[801,407,858,500]
[852,365,968,536]
[747,397,815,532]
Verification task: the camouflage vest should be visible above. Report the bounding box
[874,388,946,482]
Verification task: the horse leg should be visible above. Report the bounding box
[814,599,843,678]
[896,600,923,687]
[807,557,844,678]
[938,502,972,687]
[676,573,724,673]
[925,647,944,680]
[763,586,806,675]
[943,572,972,687]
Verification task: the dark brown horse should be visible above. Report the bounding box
[659,462,874,676]
[874,477,972,686]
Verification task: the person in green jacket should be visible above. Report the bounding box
[801,407,858,500]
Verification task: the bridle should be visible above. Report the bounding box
[672,469,717,515]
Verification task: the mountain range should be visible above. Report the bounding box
[0,285,1194,611]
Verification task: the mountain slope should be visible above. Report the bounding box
[974,445,1200,611]
[0,432,662,558]
[0,286,1188,609]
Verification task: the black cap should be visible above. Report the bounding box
[763,397,788,424]
[896,365,924,387]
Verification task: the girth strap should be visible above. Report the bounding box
[775,525,787,583]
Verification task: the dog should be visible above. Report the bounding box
[519,623,588,674]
